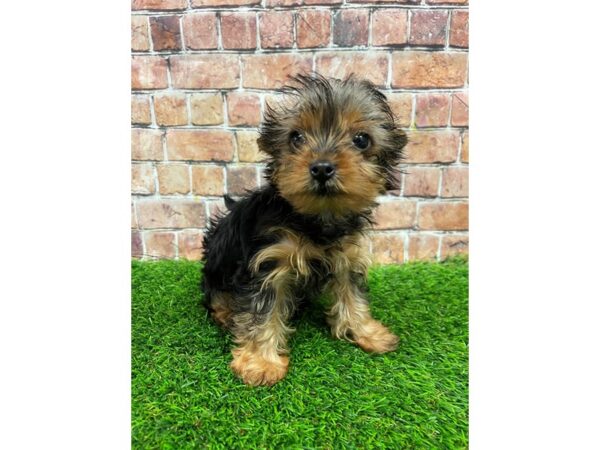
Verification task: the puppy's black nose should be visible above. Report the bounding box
[309,161,335,183]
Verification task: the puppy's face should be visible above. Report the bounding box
[259,76,407,217]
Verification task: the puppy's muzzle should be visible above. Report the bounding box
[309,160,336,184]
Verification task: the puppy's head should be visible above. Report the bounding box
[259,75,407,217]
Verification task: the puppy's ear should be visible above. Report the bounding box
[257,99,292,158]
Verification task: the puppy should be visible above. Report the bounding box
[202,75,407,386]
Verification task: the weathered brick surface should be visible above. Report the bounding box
[408,234,439,261]
[404,131,460,163]
[415,93,451,128]
[371,233,404,264]
[333,9,369,47]
[409,10,448,46]
[392,52,468,88]
[157,163,190,195]
[372,9,408,46]
[132,163,155,195]
[131,56,168,90]
[418,202,468,231]
[144,231,177,259]
[450,11,469,48]
[242,54,312,89]
[131,16,150,51]
[190,93,223,125]
[170,55,240,89]
[373,200,417,230]
[451,92,469,127]
[137,200,206,229]
[191,165,225,196]
[131,3,469,261]
[441,167,468,198]
[131,95,151,125]
[260,11,294,49]
[221,12,257,50]
[182,13,218,50]
[154,93,188,126]
[150,16,182,51]
[404,167,440,197]
[316,52,388,87]
[297,10,330,48]
[227,166,258,195]
[166,130,234,161]
[133,0,187,10]
[132,129,163,161]
[227,92,261,127]
[178,230,204,260]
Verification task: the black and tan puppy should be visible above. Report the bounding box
[202,75,407,386]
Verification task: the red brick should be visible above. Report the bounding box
[451,92,468,126]
[227,92,261,127]
[415,93,450,128]
[191,165,225,196]
[305,0,342,4]
[149,16,182,51]
[460,131,469,163]
[208,199,227,221]
[131,95,151,125]
[182,13,218,50]
[372,9,408,46]
[387,93,413,128]
[449,11,469,48]
[333,9,369,47]
[136,200,206,229]
[170,55,240,89]
[266,0,301,5]
[132,203,138,229]
[190,93,223,125]
[131,16,150,51]
[221,12,257,50]
[132,163,155,195]
[441,166,468,198]
[441,234,468,259]
[373,200,417,230]
[191,0,259,6]
[242,54,312,89]
[348,0,417,3]
[409,10,448,46]
[227,166,258,195]
[157,163,190,195]
[178,230,204,260]
[408,234,439,261]
[418,202,468,231]
[404,131,460,163]
[153,93,188,126]
[166,130,234,161]
[404,167,440,197]
[371,233,404,264]
[132,0,186,10]
[316,52,388,87]
[260,11,294,49]
[144,231,176,259]
[296,10,331,49]
[392,51,468,88]
[236,131,266,162]
[425,0,468,4]
[131,56,168,90]
[132,129,163,161]
[132,231,143,258]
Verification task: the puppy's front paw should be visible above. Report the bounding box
[230,347,289,386]
[355,320,399,354]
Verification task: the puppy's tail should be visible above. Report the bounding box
[223,194,236,211]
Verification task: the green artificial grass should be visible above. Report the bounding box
[132,257,468,449]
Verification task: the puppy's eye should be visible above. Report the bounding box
[290,131,306,148]
[352,133,370,150]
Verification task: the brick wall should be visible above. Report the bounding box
[131,0,469,263]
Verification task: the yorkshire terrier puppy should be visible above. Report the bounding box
[202,75,407,386]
